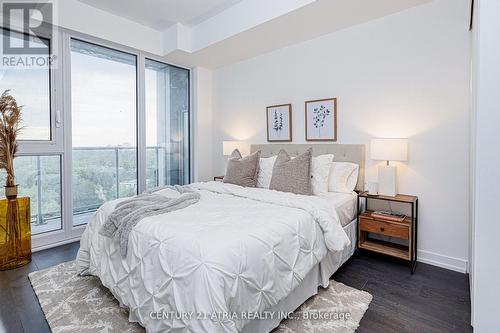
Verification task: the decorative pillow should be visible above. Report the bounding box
[223,149,261,187]
[311,154,334,195]
[269,148,312,195]
[328,162,359,193]
[257,155,277,188]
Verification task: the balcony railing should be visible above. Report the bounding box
[15,146,186,234]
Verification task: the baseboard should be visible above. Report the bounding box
[32,236,81,253]
[417,249,468,273]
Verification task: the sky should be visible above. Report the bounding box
[0,33,176,147]
[0,65,51,140]
[71,50,138,147]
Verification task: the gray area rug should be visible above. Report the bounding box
[29,261,372,333]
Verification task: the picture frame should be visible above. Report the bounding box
[305,98,337,141]
[266,104,292,142]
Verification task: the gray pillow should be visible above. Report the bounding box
[269,148,313,195]
[223,149,261,187]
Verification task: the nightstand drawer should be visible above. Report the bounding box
[359,217,409,240]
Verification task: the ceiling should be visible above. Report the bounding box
[77,0,244,30]
[73,0,433,68]
[164,0,433,68]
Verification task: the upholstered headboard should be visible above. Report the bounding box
[250,144,366,192]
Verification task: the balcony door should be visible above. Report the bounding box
[70,39,137,226]
[145,59,189,189]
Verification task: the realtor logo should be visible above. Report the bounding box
[2,1,52,54]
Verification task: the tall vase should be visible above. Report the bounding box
[0,185,31,270]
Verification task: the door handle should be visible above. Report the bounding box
[55,110,62,128]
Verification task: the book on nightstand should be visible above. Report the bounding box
[371,210,407,223]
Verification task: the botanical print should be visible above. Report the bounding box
[267,104,292,142]
[306,98,337,141]
[312,105,331,137]
[273,110,284,136]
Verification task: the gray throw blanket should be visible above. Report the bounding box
[99,185,200,256]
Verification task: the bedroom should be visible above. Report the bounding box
[0,0,497,332]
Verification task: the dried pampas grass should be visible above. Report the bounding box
[0,90,23,187]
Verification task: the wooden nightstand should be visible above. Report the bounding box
[357,192,419,273]
[213,176,224,181]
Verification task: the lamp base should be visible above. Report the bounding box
[378,165,397,197]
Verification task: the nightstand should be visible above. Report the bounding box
[213,176,224,181]
[357,192,419,273]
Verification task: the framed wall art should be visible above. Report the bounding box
[305,98,337,141]
[266,104,292,142]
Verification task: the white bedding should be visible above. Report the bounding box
[76,182,350,332]
[318,191,357,227]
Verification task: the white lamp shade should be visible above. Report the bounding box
[370,138,408,161]
[223,141,250,156]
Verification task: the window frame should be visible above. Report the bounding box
[1,23,192,251]
[35,28,190,250]
[1,26,64,153]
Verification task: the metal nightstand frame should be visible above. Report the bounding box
[357,192,419,274]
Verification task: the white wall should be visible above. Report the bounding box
[470,0,500,330]
[192,67,214,182]
[206,0,471,272]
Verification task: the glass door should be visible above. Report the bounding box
[70,39,138,226]
[145,59,189,188]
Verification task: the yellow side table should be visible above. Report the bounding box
[0,197,31,270]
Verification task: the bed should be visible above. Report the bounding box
[76,144,365,333]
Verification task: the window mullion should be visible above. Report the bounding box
[60,30,78,239]
[137,55,147,194]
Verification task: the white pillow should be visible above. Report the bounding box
[328,162,359,193]
[311,154,334,195]
[257,155,277,188]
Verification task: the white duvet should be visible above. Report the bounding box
[76,181,350,333]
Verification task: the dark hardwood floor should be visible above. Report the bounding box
[333,251,472,333]
[0,242,472,333]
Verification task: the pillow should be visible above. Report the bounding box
[311,154,334,195]
[223,149,261,187]
[257,155,277,188]
[269,148,312,195]
[328,162,359,193]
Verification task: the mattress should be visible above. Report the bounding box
[318,191,357,227]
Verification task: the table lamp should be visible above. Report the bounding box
[223,141,250,157]
[370,138,408,196]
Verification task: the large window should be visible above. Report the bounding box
[1,28,190,248]
[145,59,189,188]
[0,28,51,141]
[70,39,137,226]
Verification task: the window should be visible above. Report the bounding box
[0,28,51,141]
[1,28,190,248]
[145,59,189,188]
[70,39,137,226]
[0,155,62,235]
